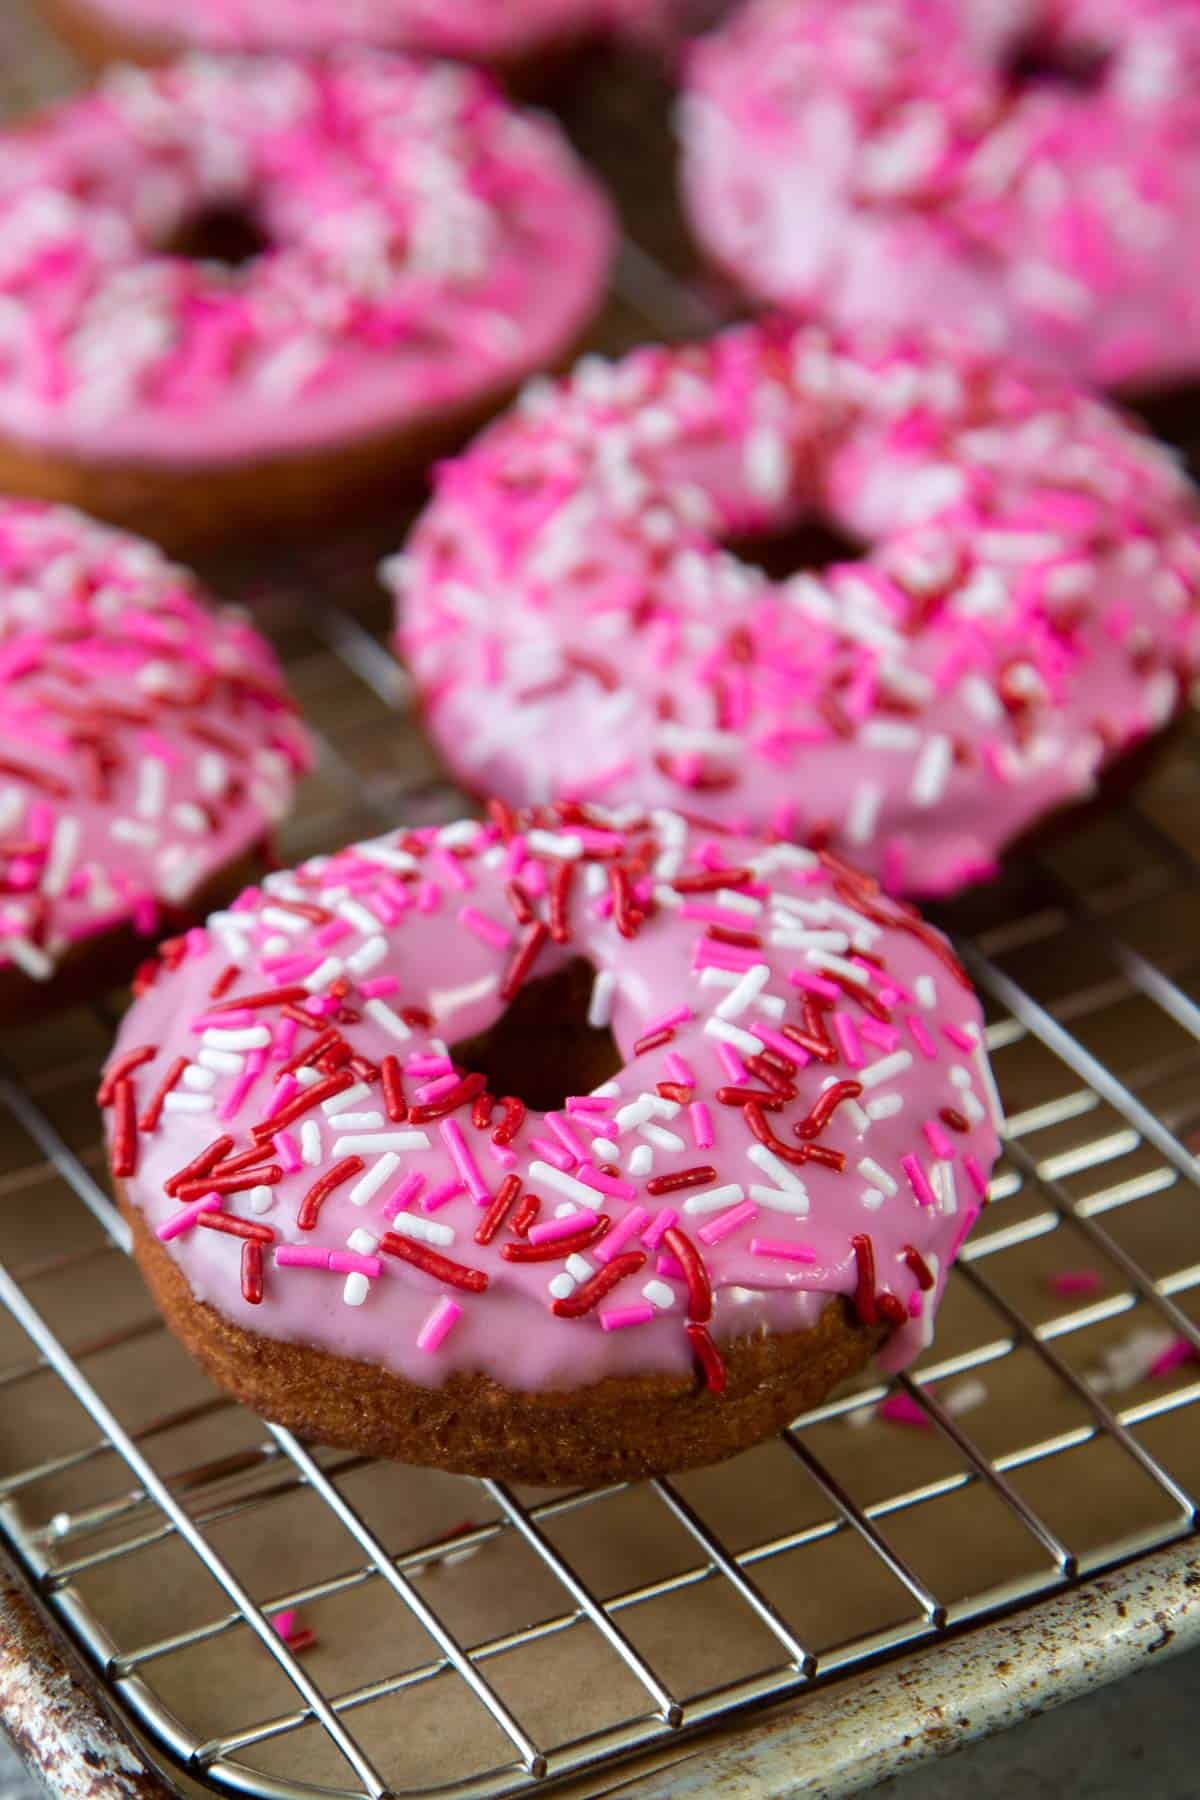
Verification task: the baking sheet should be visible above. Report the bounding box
[0,7,1198,1797]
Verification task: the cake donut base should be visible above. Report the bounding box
[0,383,552,554]
[122,1196,885,1487]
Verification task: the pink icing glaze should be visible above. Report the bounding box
[104,805,1001,1395]
[0,54,614,464]
[0,499,309,981]
[392,318,1200,897]
[680,0,1200,392]
[75,0,637,61]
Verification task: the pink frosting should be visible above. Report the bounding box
[680,0,1200,391]
[76,0,629,60]
[104,805,1001,1395]
[0,499,309,982]
[0,54,614,464]
[393,319,1200,897]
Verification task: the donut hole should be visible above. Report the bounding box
[450,956,621,1114]
[160,203,271,269]
[1002,33,1112,94]
[724,515,864,583]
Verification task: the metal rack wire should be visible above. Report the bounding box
[1,25,1200,1800]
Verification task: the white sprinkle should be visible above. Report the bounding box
[866,1093,904,1121]
[847,782,883,847]
[295,1066,322,1088]
[343,1273,370,1307]
[526,829,584,859]
[858,1157,897,1196]
[749,1185,811,1216]
[860,1189,885,1211]
[911,735,953,807]
[388,1212,454,1247]
[859,1051,914,1089]
[338,898,382,936]
[41,816,81,898]
[528,1161,603,1207]
[704,1017,764,1056]
[641,1123,685,1152]
[548,1272,576,1300]
[364,998,411,1041]
[356,841,419,872]
[615,1094,657,1132]
[806,950,868,984]
[172,802,208,834]
[202,1025,271,1052]
[261,906,307,937]
[628,1143,653,1176]
[589,968,616,1029]
[554,1202,578,1219]
[770,927,851,953]
[715,887,762,916]
[347,1228,379,1255]
[333,1132,430,1156]
[110,818,156,847]
[299,1120,321,1165]
[862,720,919,751]
[303,955,344,993]
[322,1081,371,1117]
[682,1183,746,1216]
[199,1047,242,1075]
[746,1143,808,1194]
[437,820,482,849]
[649,1095,681,1119]
[136,756,167,820]
[591,1136,619,1160]
[643,1280,676,1310]
[162,1091,213,1114]
[961,673,1004,723]
[944,1377,988,1417]
[715,963,770,1020]
[248,1186,274,1215]
[332,1112,385,1131]
[916,974,938,1010]
[197,751,228,797]
[347,935,387,977]
[5,937,53,980]
[182,1066,215,1092]
[932,1160,958,1215]
[745,426,789,503]
[969,1023,1006,1131]
[565,1254,594,1283]
[349,1153,400,1207]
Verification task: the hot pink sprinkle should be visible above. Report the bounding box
[575,1163,638,1201]
[273,1017,298,1062]
[156,1195,220,1240]
[530,1136,575,1171]
[643,1004,692,1036]
[458,904,510,949]
[690,1100,714,1149]
[440,1116,489,1202]
[943,1023,975,1052]
[1148,1337,1198,1379]
[594,1205,650,1264]
[422,1178,466,1213]
[698,1200,758,1245]
[901,1153,937,1208]
[330,1252,382,1278]
[528,1208,599,1246]
[716,1042,748,1084]
[276,1130,302,1173]
[314,919,351,948]
[599,1303,655,1331]
[384,1171,425,1217]
[962,1154,990,1198]
[859,1019,901,1052]
[275,1245,333,1269]
[358,975,399,997]
[656,1250,685,1280]
[751,1022,811,1067]
[433,850,471,892]
[1049,1268,1103,1297]
[265,1074,299,1119]
[788,968,841,1000]
[414,1072,459,1103]
[271,1610,297,1641]
[417,1295,462,1354]
[906,1014,938,1059]
[833,1011,864,1068]
[923,1120,955,1159]
[879,1391,933,1430]
[546,1111,587,1162]
[664,1052,695,1086]
[642,1207,678,1249]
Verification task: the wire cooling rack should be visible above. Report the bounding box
[1,25,1200,1800]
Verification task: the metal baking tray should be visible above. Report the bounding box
[1,11,1199,1797]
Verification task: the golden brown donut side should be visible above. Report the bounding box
[122,1194,886,1486]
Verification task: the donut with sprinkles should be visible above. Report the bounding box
[103,803,1001,1485]
[0,500,309,1009]
[392,318,1200,898]
[45,0,627,72]
[0,54,614,546]
[679,0,1200,391]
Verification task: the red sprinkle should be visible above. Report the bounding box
[197,1213,274,1244]
[280,1026,342,1076]
[743,1101,810,1167]
[177,1166,282,1202]
[551,1250,645,1317]
[408,1071,486,1124]
[939,1106,970,1133]
[379,1234,489,1293]
[851,1234,878,1325]
[164,1135,234,1196]
[475,1174,521,1246]
[138,1056,188,1131]
[548,859,574,944]
[380,1056,406,1123]
[207,985,308,1015]
[877,1293,908,1327]
[501,1214,610,1262]
[110,1077,138,1179]
[241,1240,264,1305]
[657,1082,694,1103]
[673,867,753,894]
[662,1226,713,1324]
[209,964,239,999]
[706,924,763,949]
[492,1095,526,1147]
[609,864,643,939]
[471,1090,495,1130]
[208,1142,279,1179]
[252,1070,353,1138]
[634,1026,675,1056]
[903,1246,936,1290]
[500,920,548,1002]
[297,1157,364,1230]
[510,1191,541,1237]
[98,1045,155,1107]
[645,1165,718,1196]
[794,1079,863,1140]
[686,1322,727,1394]
[716,1086,785,1110]
[504,880,534,927]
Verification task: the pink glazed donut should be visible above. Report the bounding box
[679,0,1200,392]
[0,499,309,1010]
[0,54,614,546]
[44,0,618,72]
[392,319,1200,899]
[104,804,1001,1483]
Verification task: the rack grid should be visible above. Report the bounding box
[1,20,1199,1800]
